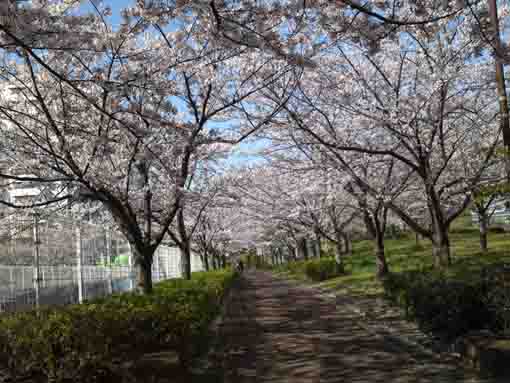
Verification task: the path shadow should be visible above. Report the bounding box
[211,271,499,383]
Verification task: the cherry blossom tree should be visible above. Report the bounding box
[0,0,297,291]
[228,156,362,271]
[166,167,239,278]
[258,11,503,269]
[2,0,509,291]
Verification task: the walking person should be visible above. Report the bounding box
[236,259,244,274]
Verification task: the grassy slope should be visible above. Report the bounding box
[316,216,510,297]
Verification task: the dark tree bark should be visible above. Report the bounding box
[211,252,219,269]
[373,210,389,278]
[286,244,296,261]
[314,228,322,258]
[176,209,192,279]
[473,195,497,254]
[429,195,452,268]
[301,238,309,260]
[431,230,450,268]
[415,232,421,247]
[363,209,376,240]
[133,248,153,294]
[374,231,388,278]
[362,204,390,278]
[334,229,345,274]
[180,244,192,280]
[479,215,488,253]
[310,239,318,258]
[342,232,352,256]
[202,250,210,271]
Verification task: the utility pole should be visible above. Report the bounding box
[488,0,510,182]
[33,212,41,310]
[75,224,83,303]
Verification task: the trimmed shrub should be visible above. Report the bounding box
[488,225,507,234]
[0,270,236,382]
[255,257,274,270]
[382,270,501,341]
[481,263,510,334]
[449,226,479,235]
[274,258,343,282]
[304,257,343,282]
[287,260,307,275]
[385,224,403,239]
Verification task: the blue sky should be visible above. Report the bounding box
[80,0,134,27]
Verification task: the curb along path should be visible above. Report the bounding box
[210,270,499,382]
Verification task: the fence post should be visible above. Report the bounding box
[33,213,41,309]
[165,247,170,279]
[154,250,159,282]
[105,227,112,294]
[178,248,183,277]
[127,243,133,291]
[75,224,83,303]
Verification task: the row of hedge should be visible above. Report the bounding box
[382,264,510,341]
[275,257,343,282]
[0,269,237,382]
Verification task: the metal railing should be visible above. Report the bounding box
[0,214,203,313]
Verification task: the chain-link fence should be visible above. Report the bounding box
[0,214,203,313]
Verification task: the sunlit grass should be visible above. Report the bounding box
[310,220,510,296]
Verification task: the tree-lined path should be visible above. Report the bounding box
[211,271,497,383]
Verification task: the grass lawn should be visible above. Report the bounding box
[314,221,510,297]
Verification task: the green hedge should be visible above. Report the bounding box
[0,269,236,382]
[254,257,273,270]
[276,257,343,282]
[304,257,343,281]
[382,267,508,341]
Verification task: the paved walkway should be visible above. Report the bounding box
[211,271,499,383]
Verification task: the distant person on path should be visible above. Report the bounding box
[236,259,244,274]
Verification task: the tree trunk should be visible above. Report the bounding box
[431,229,451,268]
[374,232,389,278]
[221,252,227,268]
[299,238,309,260]
[479,215,488,253]
[180,243,191,280]
[363,210,376,240]
[415,232,421,247]
[311,239,318,258]
[334,237,345,274]
[334,228,345,273]
[341,233,352,256]
[134,250,153,294]
[175,208,192,279]
[429,195,452,268]
[315,229,322,258]
[287,245,295,261]
[202,250,210,271]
